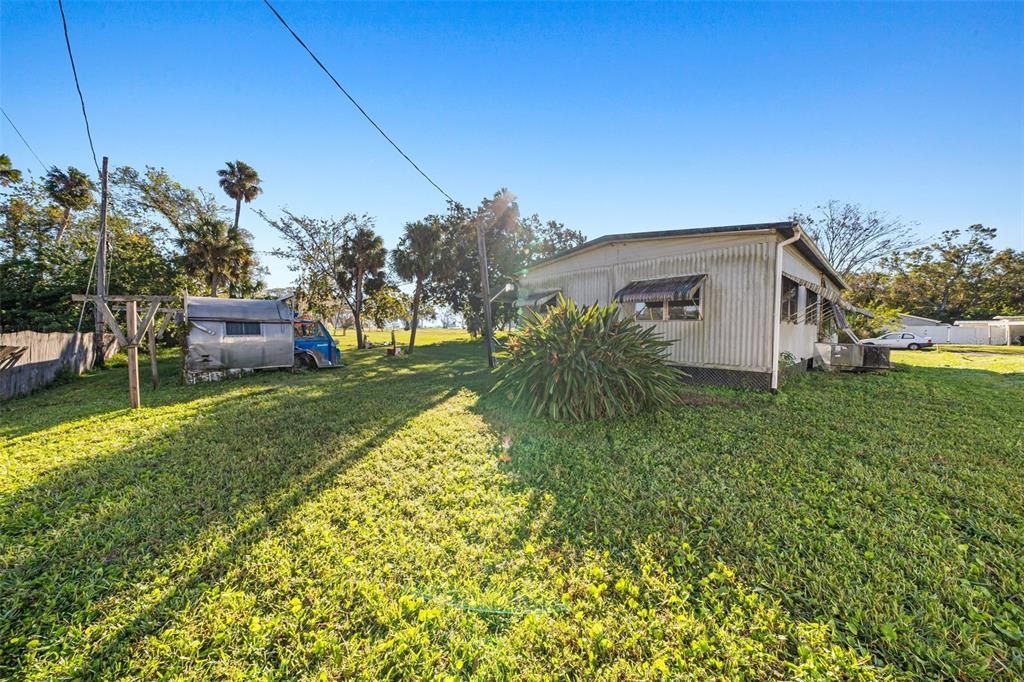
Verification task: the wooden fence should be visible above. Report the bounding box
[0,331,118,401]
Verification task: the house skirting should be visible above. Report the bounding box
[673,365,774,391]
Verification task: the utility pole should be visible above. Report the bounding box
[93,156,109,368]
[476,215,495,368]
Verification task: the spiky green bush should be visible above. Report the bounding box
[493,296,686,421]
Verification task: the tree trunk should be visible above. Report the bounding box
[409,277,423,354]
[210,274,220,297]
[55,207,72,242]
[233,197,242,232]
[353,266,364,349]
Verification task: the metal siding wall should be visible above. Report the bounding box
[522,239,774,372]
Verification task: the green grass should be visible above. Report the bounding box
[1,336,1021,679]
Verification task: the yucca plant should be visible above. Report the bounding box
[493,296,686,421]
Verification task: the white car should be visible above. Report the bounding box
[861,332,933,350]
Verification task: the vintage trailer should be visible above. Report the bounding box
[183,296,296,380]
[518,221,851,390]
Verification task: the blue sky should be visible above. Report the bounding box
[2,1,1022,287]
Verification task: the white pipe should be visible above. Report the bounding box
[770,227,802,392]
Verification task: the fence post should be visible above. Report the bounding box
[126,300,141,409]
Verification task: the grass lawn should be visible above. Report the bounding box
[1,333,1022,679]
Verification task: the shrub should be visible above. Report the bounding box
[493,296,686,421]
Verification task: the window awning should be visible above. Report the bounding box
[782,272,872,318]
[614,275,705,303]
[515,290,561,308]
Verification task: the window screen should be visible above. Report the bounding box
[635,302,663,321]
[780,277,799,322]
[667,297,701,320]
[225,321,262,336]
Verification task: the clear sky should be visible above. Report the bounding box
[2,1,1022,287]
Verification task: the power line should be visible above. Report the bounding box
[57,0,100,175]
[261,0,456,205]
[0,107,48,169]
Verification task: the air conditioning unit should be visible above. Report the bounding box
[813,343,891,372]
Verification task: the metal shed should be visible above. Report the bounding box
[184,296,295,373]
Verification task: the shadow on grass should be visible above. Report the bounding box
[0,339,491,678]
[474,364,1024,678]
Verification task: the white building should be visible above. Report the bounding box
[897,313,1024,345]
[518,221,848,390]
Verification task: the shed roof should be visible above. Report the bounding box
[185,296,294,323]
[526,221,847,290]
[899,313,944,325]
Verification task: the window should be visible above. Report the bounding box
[225,321,261,336]
[805,289,819,325]
[881,333,900,340]
[901,333,915,339]
[294,322,322,338]
[635,302,663,321]
[667,299,701,320]
[780,277,799,322]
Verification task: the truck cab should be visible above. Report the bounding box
[292,319,342,369]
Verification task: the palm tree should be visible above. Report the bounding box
[217,161,262,234]
[177,217,239,296]
[0,154,22,186]
[44,166,95,241]
[341,225,386,350]
[392,218,443,354]
[226,225,258,297]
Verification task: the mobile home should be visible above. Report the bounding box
[183,296,296,375]
[518,221,849,390]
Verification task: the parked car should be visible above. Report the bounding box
[861,332,933,350]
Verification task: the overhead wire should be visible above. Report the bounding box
[261,0,456,205]
[57,0,100,175]
[56,0,104,328]
[0,107,48,170]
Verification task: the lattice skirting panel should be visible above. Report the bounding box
[672,365,773,391]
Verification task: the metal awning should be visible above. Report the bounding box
[614,275,705,303]
[782,272,872,318]
[515,290,561,308]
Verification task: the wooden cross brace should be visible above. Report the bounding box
[72,295,174,347]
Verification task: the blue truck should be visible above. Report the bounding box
[292,318,343,369]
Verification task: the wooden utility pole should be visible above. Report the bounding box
[126,299,140,409]
[93,156,109,368]
[476,216,495,368]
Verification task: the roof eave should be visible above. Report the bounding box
[524,222,793,273]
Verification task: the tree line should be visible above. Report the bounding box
[795,201,1022,327]
[265,188,585,352]
[1,153,586,352]
[0,153,265,331]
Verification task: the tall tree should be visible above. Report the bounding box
[792,200,916,275]
[0,154,22,187]
[363,283,410,330]
[884,225,996,319]
[341,224,387,349]
[177,217,240,296]
[44,166,95,242]
[261,209,383,349]
[217,161,262,234]
[392,218,444,353]
[521,213,587,263]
